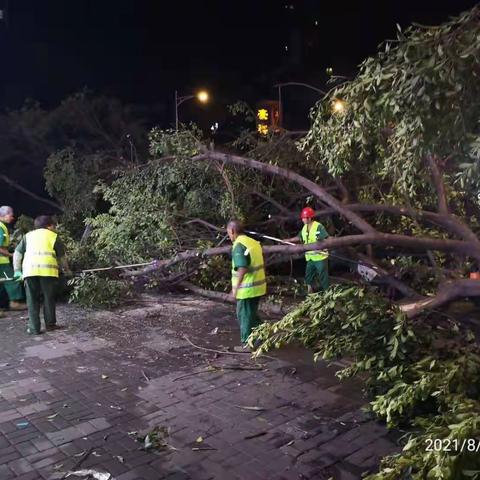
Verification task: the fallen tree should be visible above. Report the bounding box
[48,8,480,477]
[118,5,480,321]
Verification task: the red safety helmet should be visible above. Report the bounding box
[300,207,315,219]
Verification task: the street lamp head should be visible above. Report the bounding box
[332,99,346,114]
[197,90,209,103]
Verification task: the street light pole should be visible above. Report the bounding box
[175,90,209,131]
[175,90,179,131]
[277,85,282,130]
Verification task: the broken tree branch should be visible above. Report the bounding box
[264,203,480,246]
[400,279,480,318]
[0,175,62,211]
[131,233,480,278]
[195,149,377,234]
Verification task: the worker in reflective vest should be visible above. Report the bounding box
[284,207,329,294]
[13,215,72,335]
[0,206,27,312]
[227,220,267,352]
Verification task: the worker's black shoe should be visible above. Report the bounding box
[46,325,64,332]
[26,328,43,335]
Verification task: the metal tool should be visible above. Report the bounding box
[77,261,156,274]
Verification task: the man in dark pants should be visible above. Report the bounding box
[227,220,267,352]
[13,216,72,335]
[284,207,329,294]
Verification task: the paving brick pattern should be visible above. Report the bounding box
[0,295,399,479]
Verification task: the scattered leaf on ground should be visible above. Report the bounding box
[234,405,266,411]
[66,470,111,480]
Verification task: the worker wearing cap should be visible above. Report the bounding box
[13,215,72,335]
[0,206,27,312]
[227,219,266,351]
[285,207,329,294]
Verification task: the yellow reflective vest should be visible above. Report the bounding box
[231,234,267,300]
[301,221,328,262]
[23,229,59,278]
[0,221,10,265]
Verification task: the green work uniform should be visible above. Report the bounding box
[15,232,65,333]
[232,235,266,343]
[299,221,329,292]
[0,222,25,303]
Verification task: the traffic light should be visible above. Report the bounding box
[256,101,281,136]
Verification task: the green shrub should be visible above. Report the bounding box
[68,273,131,309]
[55,224,100,271]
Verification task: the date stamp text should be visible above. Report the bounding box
[425,438,480,453]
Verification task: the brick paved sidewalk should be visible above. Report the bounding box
[0,294,399,479]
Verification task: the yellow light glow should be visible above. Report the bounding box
[197,91,209,103]
[332,99,346,113]
[257,124,269,135]
[257,108,269,121]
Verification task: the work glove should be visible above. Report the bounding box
[13,271,23,282]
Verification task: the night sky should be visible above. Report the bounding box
[0,0,479,127]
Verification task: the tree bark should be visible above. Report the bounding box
[130,233,480,277]
[266,203,480,245]
[400,279,480,318]
[196,150,377,234]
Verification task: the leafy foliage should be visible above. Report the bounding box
[368,398,480,479]
[86,168,175,264]
[68,273,131,309]
[44,148,97,229]
[149,125,203,159]
[11,215,34,247]
[54,224,100,271]
[251,286,422,390]
[300,6,480,208]
[250,285,480,479]
[192,241,231,292]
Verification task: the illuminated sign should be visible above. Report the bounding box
[257,124,269,135]
[257,109,269,121]
[255,101,281,136]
